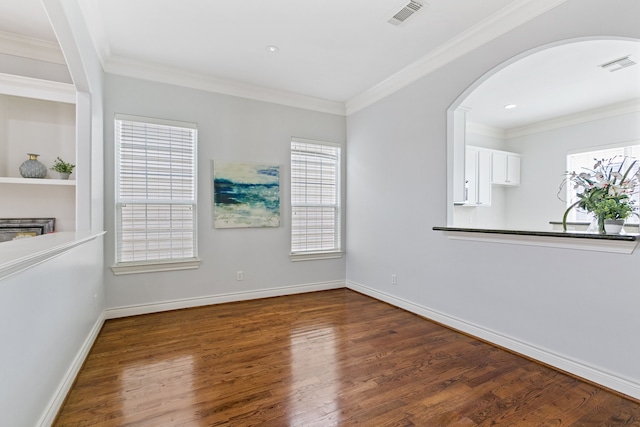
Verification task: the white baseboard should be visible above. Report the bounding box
[105,280,346,319]
[346,280,640,400]
[37,312,105,427]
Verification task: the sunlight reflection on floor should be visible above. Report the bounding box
[121,355,195,424]
[288,326,339,426]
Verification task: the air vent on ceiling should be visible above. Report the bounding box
[387,1,424,26]
[599,55,637,72]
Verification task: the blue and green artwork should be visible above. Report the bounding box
[213,161,280,228]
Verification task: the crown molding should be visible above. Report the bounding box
[0,30,66,65]
[466,122,507,139]
[0,72,76,103]
[506,99,640,139]
[105,56,346,116]
[345,0,569,115]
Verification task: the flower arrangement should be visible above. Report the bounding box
[559,156,640,233]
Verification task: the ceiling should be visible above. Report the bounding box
[85,0,517,103]
[0,1,57,42]
[0,0,638,128]
[463,39,640,130]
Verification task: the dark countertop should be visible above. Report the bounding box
[432,226,638,241]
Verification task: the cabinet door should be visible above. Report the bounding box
[464,147,491,206]
[464,147,478,204]
[491,152,507,184]
[477,150,492,206]
[507,155,521,185]
[491,152,520,186]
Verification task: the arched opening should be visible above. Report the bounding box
[447,37,640,230]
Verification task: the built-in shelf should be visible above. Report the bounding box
[0,177,75,186]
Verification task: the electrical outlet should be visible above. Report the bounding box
[391,274,397,285]
[236,270,244,281]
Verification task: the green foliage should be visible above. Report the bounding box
[592,197,633,220]
[51,157,75,174]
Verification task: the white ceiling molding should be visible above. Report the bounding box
[345,0,569,115]
[0,30,66,64]
[506,99,640,139]
[105,56,346,116]
[0,72,76,103]
[466,122,507,139]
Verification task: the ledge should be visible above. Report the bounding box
[432,226,638,254]
[0,231,106,281]
[0,177,76,186]
[111,258,201,275]
[290,251,344,262]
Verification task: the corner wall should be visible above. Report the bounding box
[346,0,640,399]
[103,74,347,312]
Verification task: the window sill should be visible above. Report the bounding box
[111,258,201,275]
[290,251,344,262]
[433,226,638,254]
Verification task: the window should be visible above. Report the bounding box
[566,144,640,224]
[113,115,199,274]
[290,138,342,260]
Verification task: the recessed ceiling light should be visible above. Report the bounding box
[504,104,517,109]
[265,45,279,53]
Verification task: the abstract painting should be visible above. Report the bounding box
[213,161,280,228]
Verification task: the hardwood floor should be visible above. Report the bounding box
[55,289,640,426]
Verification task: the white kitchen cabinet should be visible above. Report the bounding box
[492,151,521,186]
[465,146,492,206]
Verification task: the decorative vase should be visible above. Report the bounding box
[58,172,70,180]
[19,153,47,179]
[604,219,625,235]
[586,216,604,234]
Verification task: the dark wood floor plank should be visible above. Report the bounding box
[54,289,640,426]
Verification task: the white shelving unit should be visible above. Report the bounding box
[0,75,77,232]
[0,177,76,186]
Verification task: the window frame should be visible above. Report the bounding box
[290,137,343,261]
[111,114,200,275]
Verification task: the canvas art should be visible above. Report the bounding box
[213,161,280,228]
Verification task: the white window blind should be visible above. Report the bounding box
[291,139,341,254]
[566,145,640,223]
[115,115,197,265]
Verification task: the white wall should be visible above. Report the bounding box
[505,111,640,230]
[0,236,104,427]
[0,53,72,84]
[0,0,107,425]
[0,95,6,176]
[103,74,346,311]
[347,0,640,399]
